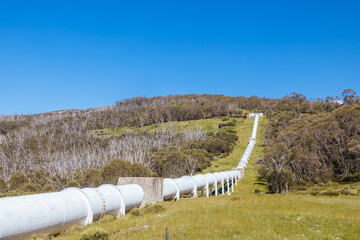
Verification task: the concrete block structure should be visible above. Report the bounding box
[117,177,163,206]
[249,112,263,118]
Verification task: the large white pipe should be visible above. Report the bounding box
[0,184,143,240]
[204,173,218,196]
[81,188,104,222]
[163,178,180,201]
[191,174,208,197]
[212,172,225,195]
[97,185,125,216]
[162,170,241,200]
[220,172,231,195]
[0,189,90,240]
[116,184,144,211]
[174,176,196,197]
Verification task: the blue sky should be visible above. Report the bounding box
[0,1,359,114]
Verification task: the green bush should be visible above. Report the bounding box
[152,148,212,177]
[309,190,319,196]
[8,173,29,190]
[295,186,307,191]
[130,208,142,217]
[83,169,102,188]
[131,162,153,177]
[143,204,165,214]
[30,236,45,240]
[0,178,8,193]
[80,227,109,240]
[101,158,152,184]
[322,190,340,196]
[20,183,40,193]
[41,183,55,192]
[98,214,117,223]
[218,122,235,128]
[27,170,50,188]
[340,188,350,195]
[130,204,166,217]
[66,180,80,188]
[217,132,238,143]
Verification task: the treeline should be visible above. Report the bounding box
[259,89,360,193]
[0,90,358,194]
[0,125,238,194]
[0,94,248,193]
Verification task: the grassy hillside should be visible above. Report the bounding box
[47,117,360,240]
[91,118,231,138]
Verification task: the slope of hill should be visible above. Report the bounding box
[47,117,360,240]
[1,92,358,194]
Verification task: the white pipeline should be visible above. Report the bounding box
[237,115,260,168]
[0,184,143,240]
[162,170,241,201]
[0,114,260,239]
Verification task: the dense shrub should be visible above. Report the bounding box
[260,100,360,193]
[152,149,188,177]
[130,204,165,217]
[322,190,340,196]
[8,173,29,190]
[20,183,40,193]
[217,132,238,143]
[131,162,154,177]
[98,214,117,223]
[189,138,232,156]
[27,170,50,188]
[222,116,230,121]
[218,122,235,128]
[41,183,55,192]
[82,169,102,188]
[152,148,211,177]
[0,178,8,193]
[80,227,109,240]
[66,180,81,188]
[101,158,152,184]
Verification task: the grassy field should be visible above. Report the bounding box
[53,117,360,240]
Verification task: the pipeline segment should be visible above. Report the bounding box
[161,114,260,201]
[237,115,260,168]
[0,184,143,240]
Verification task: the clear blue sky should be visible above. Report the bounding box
[0,1,359,114]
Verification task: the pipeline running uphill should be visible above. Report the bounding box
[0,114,260,239]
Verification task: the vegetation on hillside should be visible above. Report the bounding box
[259,89,360,193]
[35,115,360,240]
[0,118,238,193]
[0,89,359,194]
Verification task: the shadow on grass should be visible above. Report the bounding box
[254,176,267,186]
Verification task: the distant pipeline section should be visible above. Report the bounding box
[237,114,260,168]
[0,114,261,239]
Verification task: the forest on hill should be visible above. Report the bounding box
[0,89,359,194]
